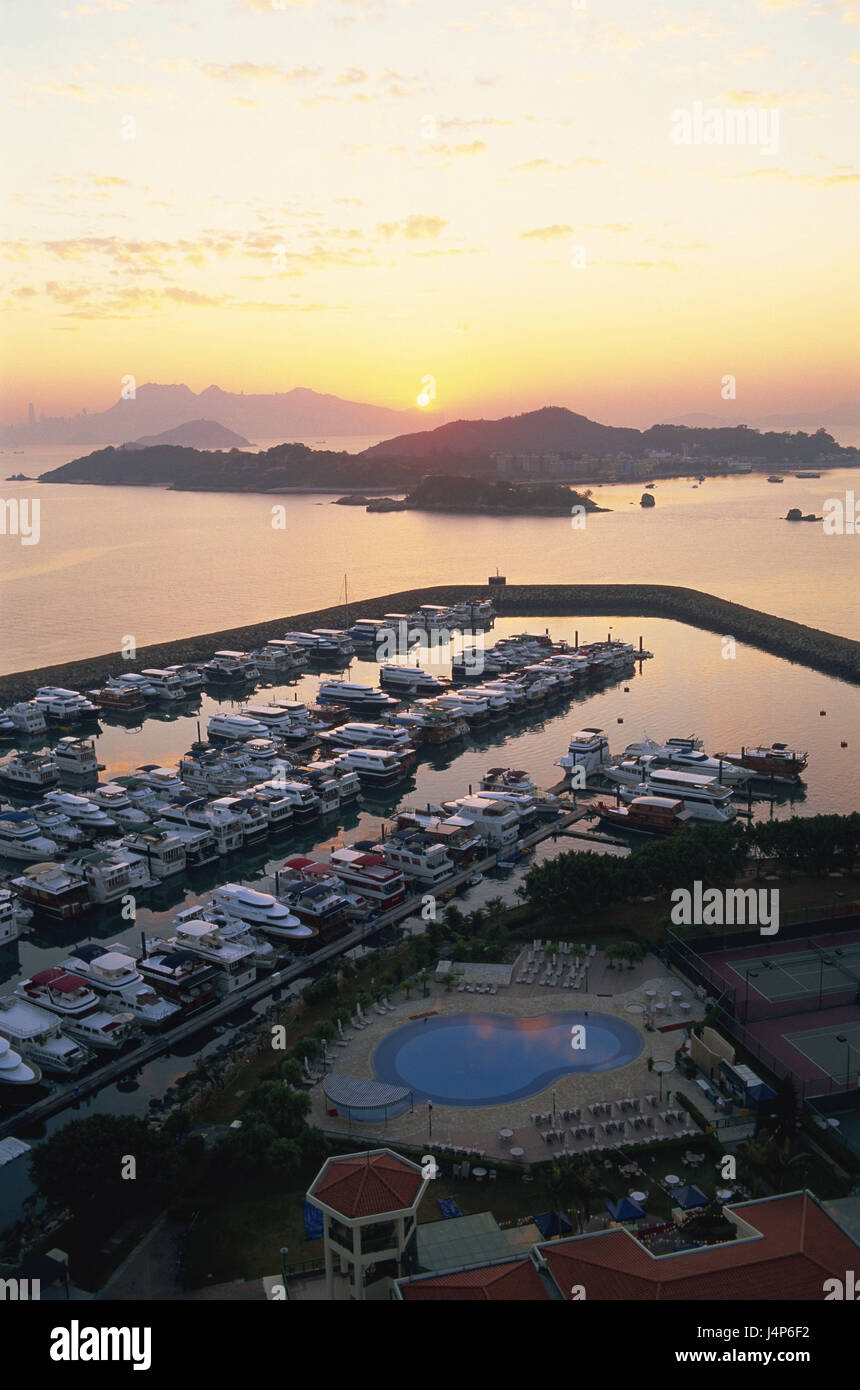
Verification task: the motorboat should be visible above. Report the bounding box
[334,747,407,787]
[88,684,147,717]
[555,728,611,780]
[441,795,520,846]
[592,796,691,837]
[134,765,186,799]
[322,721,412,750]
[202,650,260,685]
[305,758,361,801]
[379,665,449,695]
[317,680,397,708]
[15,970,137,1050]
[139,668,187,700]
[179,749,250,795]
[137,946,221,1014]
[109,827,187,878]
[715,742,808,783]
[156,794,245,856]
[0,885,32,941]
[10,861,92,919]
[63,846,155,902]
[105,672,159,700]
[30,802,90,847]
[42,790,117,832]
[165,919,257,993]
[82,783,150,827]
[327,848,408,909]
[206,795,269,845]
[0,1034,41,1087]
[207,712,269,742]
[619,768,737,823]
[33,688,98,723]
[62,945,180,1028]
[0,811,59,861]
[4,701,48,736]
[0,996,93,1075]
[245,782,294,832]
[162,663,205,693]
[0,752,60,794]
[620,737,752,786]
[208,884,310,939]
[373,832,455,886]
[53,737,102,777]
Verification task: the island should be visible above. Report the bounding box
[640,492,656,508]
[396,474,608,516]
[121,419,250,450]
[786,508,822,522]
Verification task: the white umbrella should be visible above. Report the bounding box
[337,1018,344,1039]
[303,1056,311,1077]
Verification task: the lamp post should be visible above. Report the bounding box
[428,1101,433,1139]
[743,969,759,1023]
[280,1246,291,1301]
[835,1034,857,1088]
[817,956,833,1010]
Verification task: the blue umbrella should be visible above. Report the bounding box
[674,1185,709,1210]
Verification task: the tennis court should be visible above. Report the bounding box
[782,1018,860,1086]
[720,940,860,1011]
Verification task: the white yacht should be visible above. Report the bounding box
[209,884,309,940]
[202,650,260,685]
[0,710,17,741]
[556,727,611,780]
[33,688,98,722]
[317,680,397,708]
[83,784,150,827]
[477,682,525,711]
[139,668,187,700]
[207,795,269,845]
[348,618,388,646]
[61,946,180,1028]
[179,750,250,795]
[379,665,448,695]
[245,782,294,833]
[460,686,509,717]
[162,663,204,693]
[53,737,102,778]
[42,790,117,833]
[156,795,245,856]
[258,777,321,822]
[620,737,752,786]
[112,776,175,816]
[207,712,269,742]
[30,802,89,847]
[620,768,737,823]
[313,758,361,801]
[375,834,455,886]
[323,721,412,750]
[230,738,284,781]
[110,828,187,878]
[335,747,406,787]
[312,628,354,656]
[0,885,32,941]
[238,701,302,736]
[15,970,137,1050]
[475,788,538,828]
[0,752,60,794]
[0,812,59,861]
[197,912,277,969]
[5,702,48,736]
[442,795,520,846]
[166,919,257,993]
[0,1034,41,1087]
[603,755,657,789]
[10,862,92,919]
[0,996,93,1075]
[63,847,154,902]
[449,690,491,722]
[105,672,159,700]
[327,848,408,910]
[291,767,340,816]
[250,640,302,676]
[134,765,186,799]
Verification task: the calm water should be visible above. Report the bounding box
[1,451,859,673]
[372,1011,644,1105]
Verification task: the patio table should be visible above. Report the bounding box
[473,1167,487,1180]
[499,1129,514,1142]
[665,1174,680,1186]
[629,1191,648,1203]
[510,1147,525,1159]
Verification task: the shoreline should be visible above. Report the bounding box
[2,581,859,701]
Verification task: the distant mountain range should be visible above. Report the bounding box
[1,383,431,446]
[667,402,859,431]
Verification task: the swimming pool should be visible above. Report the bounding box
[372,1011,643,1107]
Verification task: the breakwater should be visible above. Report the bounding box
[2,582,859,701]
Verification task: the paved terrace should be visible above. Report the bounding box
[309,948,718,1165]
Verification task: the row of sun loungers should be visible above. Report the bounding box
[457,983,498,994]
[426,1142,487,1159]
[531,1109,582,1125]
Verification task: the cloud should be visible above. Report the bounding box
[200,62,321,84]
[33,83,98,101]
[377,214,448,239]
[519,224,574,240]
[511,159,569,174]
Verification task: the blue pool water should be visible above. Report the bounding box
[372,1011,643,1107]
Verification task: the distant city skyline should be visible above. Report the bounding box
[3,0,858,425]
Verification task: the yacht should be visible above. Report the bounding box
[394,809,484,864]
[0,710,19,739]
[137,946,221,1015]
[202,650,260,685]
[134,765,186,799]
[62,945,180,1028]
[53,737,103,778]
[335,747,406,787]
[139,668,187,701]
[197,912,277,970]
[475,789,538,829]
[348,618,388,646]
[312,628,354,657]
[323,721,412,750]
[33,688,98,723]
[592,796,691,837]
[0,812,59,861]
[284,631,348,663]
[715,742,808,784]
[291,767,340,816]
[179,749,250,795]
[209,884,310,940]
[276,866,349,936]
[263,775,321,822]
[0,886,32,942]
[63,847,154,902]
[389,703,469,746]
[10,861,92,919]
[459,686,509,718]
[30,802,90,847]
[442,795,520,846]
[229,738,284,781]
[449,690,490,723]
[111,827,187,878]
[207,795,269,845]
[327,848,408,910]
[207,712,269,742]
[238,701,319,740]
[88,684,147,718]
[620,737,752,786]
[165,920,257,993]
[315,758,361,801]
[105,672,159,701]
[317,680,397,709]
[15,970,137,1050]
[620,768,737,823]
[374,833,455,886]
[379,665,449,695]
[0,752,61,794]
[556,728,611,780]
[162,663,204,693]
[245,782,294,833]
[82,783,150,827]
[5,702,48,736]
[0,996,93,1075]
[477,681,526,711]
[42,790,117,833]
[0,1034,41,1087]
[480,768,538,797]
[156,794,244,856]
[603,755,658,790]
[248,641,299,677]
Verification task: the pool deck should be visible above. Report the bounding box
[310,949,714,1164]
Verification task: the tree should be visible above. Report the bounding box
[30,1115,178,1217]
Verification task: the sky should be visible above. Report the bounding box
[2,0,859,428]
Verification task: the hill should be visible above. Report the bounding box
[121,419,249,449]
